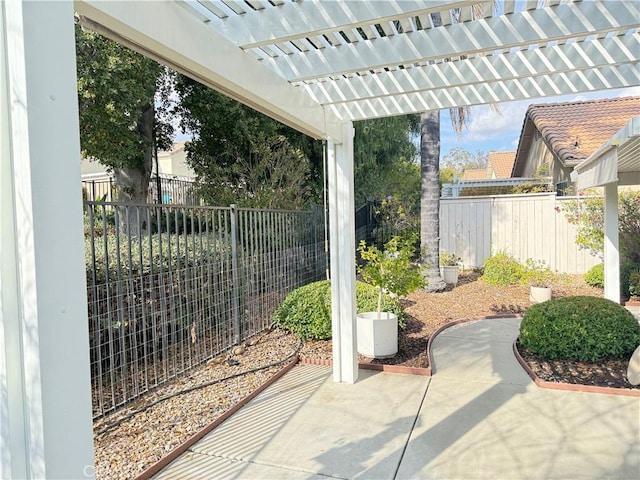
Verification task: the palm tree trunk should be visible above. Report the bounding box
[420,111,446,292]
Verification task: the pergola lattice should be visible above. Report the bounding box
[1,1,638,477]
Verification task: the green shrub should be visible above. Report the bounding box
[519,296,640,362]
[584,263,604,288]
[621,263,640,300]
[482,251,523,286]
[629,271,640,298]
[272,280,405,340]
[520,258,555,288]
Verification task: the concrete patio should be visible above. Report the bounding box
[153,317,640,479]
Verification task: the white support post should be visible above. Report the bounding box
[1,1,95,478]
[327,122,358,384]
[603,183,621,303]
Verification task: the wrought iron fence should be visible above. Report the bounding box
[85,201,327,418]
[82,175,201,205]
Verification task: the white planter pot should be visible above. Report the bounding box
[356,312,398,358]
[530,286,552,303]
[441,265,459,285]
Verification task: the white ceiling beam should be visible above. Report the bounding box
[75,0,344,141]
[327,64,640,121]
[214,0,477,48]
[262,1,639,81]
[302,34,640,105]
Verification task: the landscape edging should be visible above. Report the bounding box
[512,341,640,398]
[133,355,299,480]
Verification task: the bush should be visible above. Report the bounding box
[519,296,640,362]
[520,258,554,288]
[272,280,405,340]
[482,251,523,286]
[621,263,640,300]
[629,271,640,298]
[584,263,604,288]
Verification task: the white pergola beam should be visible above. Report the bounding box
[263,1,639,81]
[302,34,640,106]
[325,64,640,121]
[327,124,358,384]
[75,0,344,142]
[604,184,621,302]
[215,0,477,48]
[1,1,94,478]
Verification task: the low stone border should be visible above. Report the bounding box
[298,356,431,376]
[133,355,300,480]
[512,342,640,398]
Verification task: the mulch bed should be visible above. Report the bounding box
[516,341,638,391]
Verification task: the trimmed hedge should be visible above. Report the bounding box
[519,296,640,362]
[272,280,405,340]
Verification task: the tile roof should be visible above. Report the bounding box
[461,168,488,181]
[525,96,640,166]
[488,151,516,178]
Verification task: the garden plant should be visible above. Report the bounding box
[519,296,640,362]
[272,280,405,340]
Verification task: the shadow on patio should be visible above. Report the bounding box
[154,317,640,480]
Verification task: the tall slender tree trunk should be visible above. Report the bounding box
[420,111,446,292]
[113,103,154,235]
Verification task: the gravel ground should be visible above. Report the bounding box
[93,329,301,480]
[94,272,636,480]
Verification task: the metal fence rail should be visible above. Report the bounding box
[82,175,201,205]
[85,202,326,418]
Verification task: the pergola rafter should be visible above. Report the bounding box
[250,1,638,82]
[301,34,639,117]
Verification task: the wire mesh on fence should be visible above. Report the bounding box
[85,202,326,418]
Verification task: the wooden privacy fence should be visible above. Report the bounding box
[440,192,600,273]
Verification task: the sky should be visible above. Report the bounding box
[438,85,640,160]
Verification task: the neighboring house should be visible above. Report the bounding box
[444,151,522,197]
[157,141,194,179]
[80,141,198,203]
[460,151,516,181]
[512,96,640,195]
[487,151,516,179]
[460,167,487,181]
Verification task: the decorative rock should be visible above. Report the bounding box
[627,345,640,386]
[232,345,246,355]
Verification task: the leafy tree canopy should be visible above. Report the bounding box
[174,75,322,209]
[353,115,420,205]
[75,25,174,171]
[440,147,488,180]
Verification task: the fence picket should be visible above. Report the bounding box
[440,193,600,273]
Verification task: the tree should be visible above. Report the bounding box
[353,115,420,205]
[441,147,488,176]
[75,25,174,232]
[561,191,640,263]
[419,4,494,292]
[420,111,447,292]
[174,75,322,209]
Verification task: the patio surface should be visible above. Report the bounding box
[153,317,640,479]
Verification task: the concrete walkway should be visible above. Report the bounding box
[154,317,640,479]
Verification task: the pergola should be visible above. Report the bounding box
[2,1,639,477]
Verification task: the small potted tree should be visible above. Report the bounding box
[522,259,554,303]
[356,234,425,358]
[439,251,462,285]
